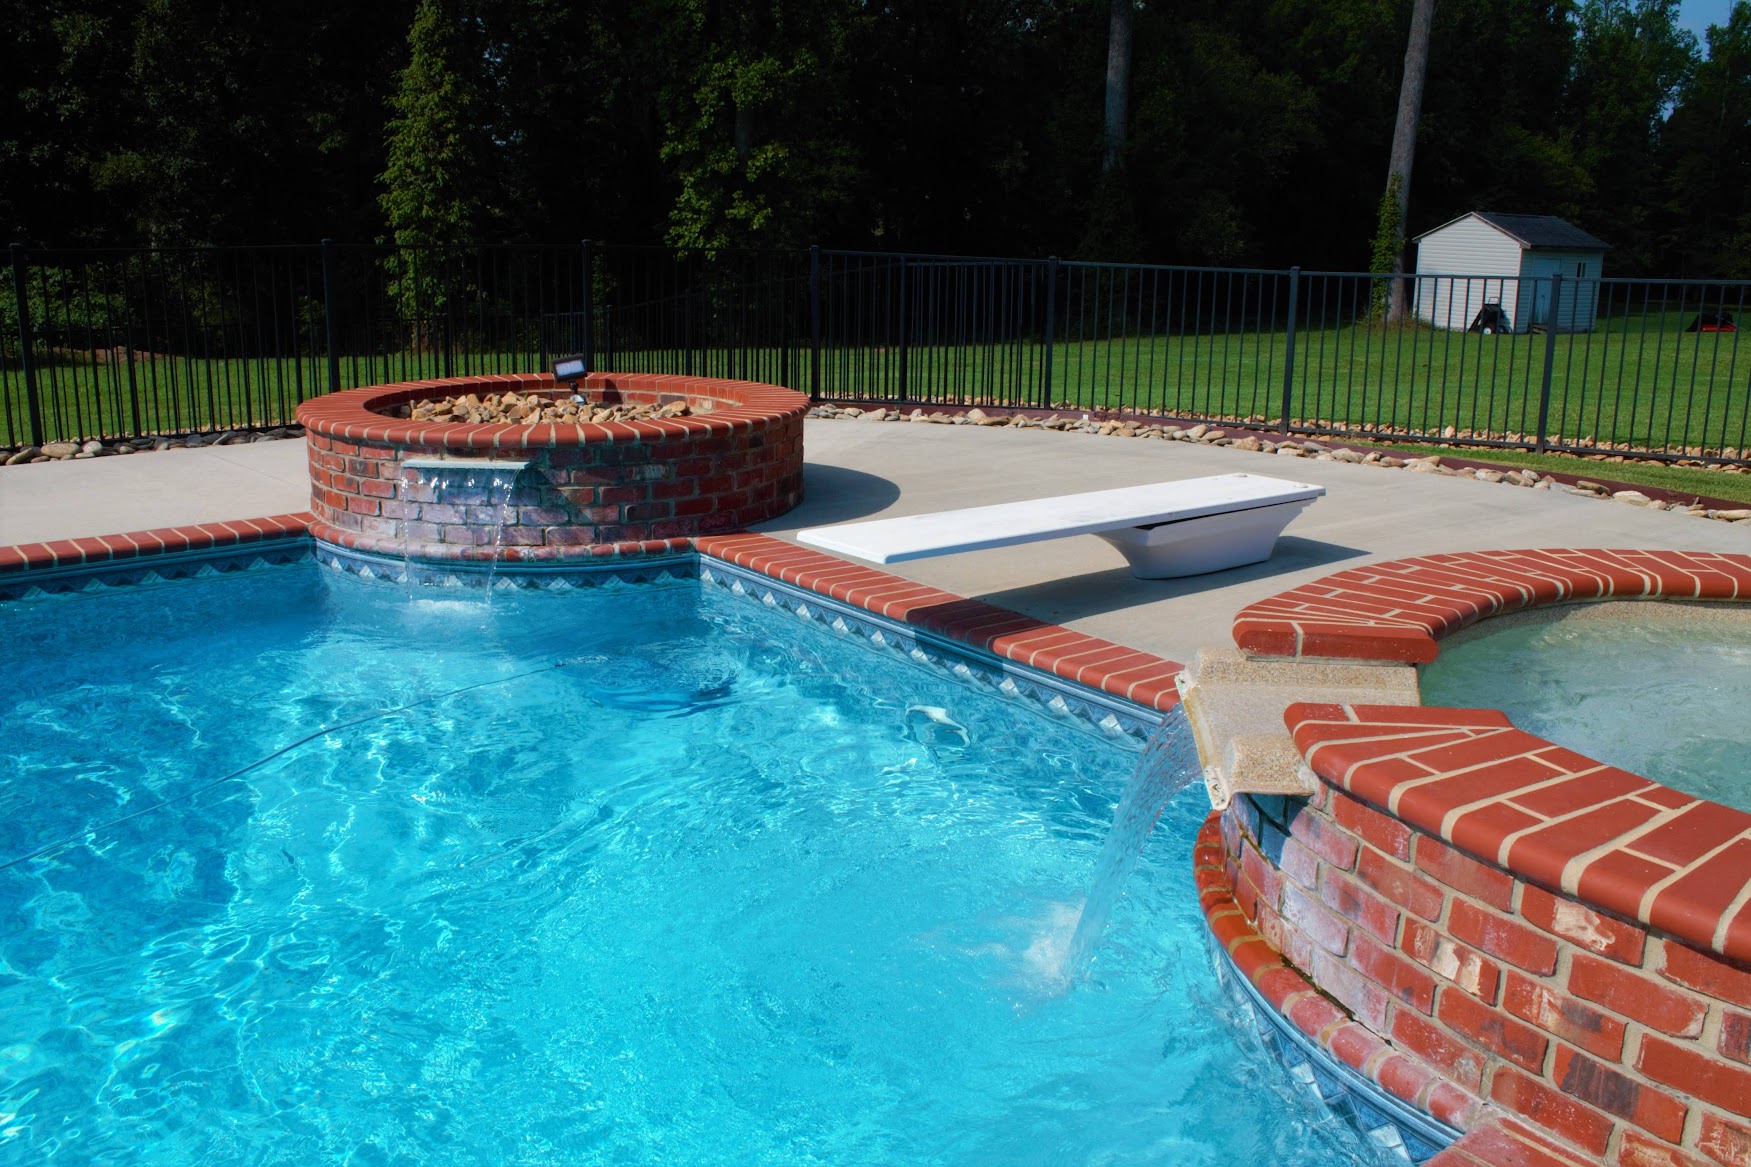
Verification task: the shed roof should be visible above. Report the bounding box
[1416,212,1612,251]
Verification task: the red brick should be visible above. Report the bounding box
[1722,1012,1751,1065]
[1373,1050,1438,1106]
[1330,791,1412,860]
[1415,836,1515,911]
[1319,870,1401,945]
[1278,836,1320,890]
[1238,841,1284,916]
[1469,1117,1613,1166]
[1358,846,1446,921]
[1448,899,1559,975]
[1313,948,1390,1030]
[1283,884,1351,956]
[1439,987,1550,1071]
[1501,971,1626,1061]
[1489,1067,1614,1156]
[1518,884,1647,965]
[1287,808,1360,870]
[1552,1044,1688,1141]
[1352,934,1437,1013]
[1617,1129,1715,1167]
[1569,953,1707,1037]
[1699,1113,1751,1167]
[1658,941,1751,1008]
[1327,1021,1389,1070]
[1402,918,1503,1002]
[1637,1034,1751,1114]
[1392,1008,1486,1092]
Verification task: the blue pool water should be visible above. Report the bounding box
[0,565,1381,1166]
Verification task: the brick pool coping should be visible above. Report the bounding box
[1213,548,1751,1166]
[0,517,1183,714]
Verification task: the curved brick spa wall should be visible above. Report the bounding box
[1210,550,1751,1167]
[296,372,807,561]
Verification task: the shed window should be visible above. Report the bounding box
[1576,262,1587,277]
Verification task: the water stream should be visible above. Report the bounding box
[411,465,523,592]
[1064,705,1203,979]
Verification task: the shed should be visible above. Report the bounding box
[1413,212,1610,332]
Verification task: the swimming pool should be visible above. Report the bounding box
[0,563,1385,1166]
[1419,601,1751,813]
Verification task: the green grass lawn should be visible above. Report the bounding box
[3,314,1745,462]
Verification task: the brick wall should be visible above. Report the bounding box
[297,373,806,561]
[1220,786,1751,1166]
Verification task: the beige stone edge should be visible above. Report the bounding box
[1174,646,1420,809]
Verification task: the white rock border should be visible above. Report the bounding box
[2,426,306,466]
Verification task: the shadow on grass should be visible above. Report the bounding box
[969,535,1370,625]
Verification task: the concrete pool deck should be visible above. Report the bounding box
[1,420,1745,664]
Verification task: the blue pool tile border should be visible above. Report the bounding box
[0,537,313,602]
[309,538,1166,743]
[696,556,1165,744]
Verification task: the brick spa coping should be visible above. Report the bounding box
[296,371,808,450]
[1228,547,1751,965]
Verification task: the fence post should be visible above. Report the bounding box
[1535,272,1563,453]
[896,256,909,398]
[319,238,340,394]
[1280,266,1301,436]
[808,244,822,401]
[1041,256,1058,408]
[580,239,594,373]
[8,243,45,447]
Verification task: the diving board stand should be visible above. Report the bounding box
[796,473,1325,579]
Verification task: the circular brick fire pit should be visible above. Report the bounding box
[296,373,806,564]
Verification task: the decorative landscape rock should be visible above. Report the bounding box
[1,427,304,466]
[805,404,1751,523]
[388,391,696,426]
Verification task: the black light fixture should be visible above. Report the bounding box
[551,354,588,389]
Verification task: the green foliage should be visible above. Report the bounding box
[657,0,864,249]
[379,0,486,329]
[2,0,1750,275]
[1371,174,1404,276]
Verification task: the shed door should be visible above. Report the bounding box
[1523,255,1561,328]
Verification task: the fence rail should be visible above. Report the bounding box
[5,242,1746,464]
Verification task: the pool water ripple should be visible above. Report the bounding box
[1,567,1386,1166]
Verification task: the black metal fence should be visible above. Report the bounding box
[5,242,1747,464]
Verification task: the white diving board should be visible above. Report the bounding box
[796,473,1325,579]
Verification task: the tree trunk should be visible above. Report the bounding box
[1384,0,1435,323]
[1103,0,1133,174]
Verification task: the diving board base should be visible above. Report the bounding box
[1094,499,1314,578]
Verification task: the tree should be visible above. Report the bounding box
[1103,0,1134,174]
[1659,1,1751,275]
[657,0,864,249]
[379,0,486,331]
[1377,0,1435,322]
[1565,0,1696,271]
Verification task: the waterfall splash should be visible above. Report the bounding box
[406,464,524,593]
[1063,705,1202,980]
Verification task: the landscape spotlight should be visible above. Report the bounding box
[551,354,588,388]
